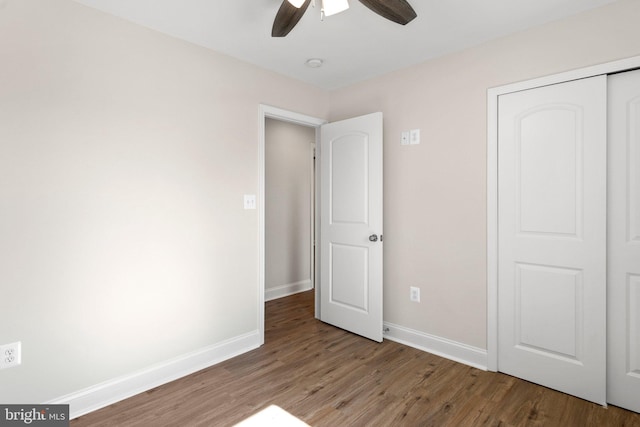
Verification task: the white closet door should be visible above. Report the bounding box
[608,69,640,413]
[498,76,607,405]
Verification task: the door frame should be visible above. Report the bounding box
[259,105,327,345]
[486,54,640,371]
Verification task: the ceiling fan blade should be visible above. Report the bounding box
[272,0,312,37]
[357,0,417,25]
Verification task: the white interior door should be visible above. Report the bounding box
[607,69,640,413]
[497,76,607,404]
[320,112,383,342]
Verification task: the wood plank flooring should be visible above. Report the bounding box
[72,291,640,426]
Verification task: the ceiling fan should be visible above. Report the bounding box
[272,0,417,37]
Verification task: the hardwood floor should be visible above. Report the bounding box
[72,291,640,426]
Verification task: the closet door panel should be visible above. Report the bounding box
[498,76,607,405]
[607,69,640,413]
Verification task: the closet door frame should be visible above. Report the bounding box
[487,54,640,372]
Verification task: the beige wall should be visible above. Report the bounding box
[0,0,328,403]
[328,0,640,349]
[265,119,315,296]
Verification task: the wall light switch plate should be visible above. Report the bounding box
[410,129,421,145]
[410,286,420,302]
[244,194,256,210]
[401,131,410,146]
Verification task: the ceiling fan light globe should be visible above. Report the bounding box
[287,0,306,8]
[322,0,349,17]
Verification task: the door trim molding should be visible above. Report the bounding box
[486,55,640,371]
[259,105,326,345]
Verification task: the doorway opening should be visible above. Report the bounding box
[264,118,315,300]
[258,105,326,345]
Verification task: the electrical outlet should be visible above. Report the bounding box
[410,286,420,302]
[0,342,21,369]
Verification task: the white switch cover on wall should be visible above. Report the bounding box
[244,194,256,210]
[410,286,420,302]
[410,129,421,145]
[401,131,410,145]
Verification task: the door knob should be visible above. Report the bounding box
[369,234,378,242]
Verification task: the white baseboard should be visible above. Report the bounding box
[383,322,487,371]
[48,330,261,420]
[265,279,312,301]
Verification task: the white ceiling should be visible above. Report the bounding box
[74,0,619,90]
